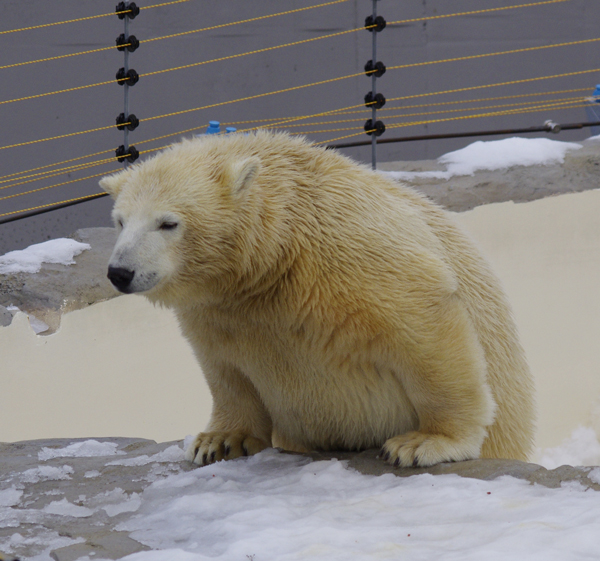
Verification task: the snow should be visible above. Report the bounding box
[0,488,23,507]
[100,449,599,561]
[384,137,582,181]
[4,530,83,561]
[1,438,599,560]
[0,238,90,274]
[42,498,94,518]
[88,488,142,517]
[537,426,600,469]
[38,440,126,461]
[25,314,50,334]
[106,445,185,467]
[20,465,73,484]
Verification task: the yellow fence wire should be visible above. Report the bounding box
[4,23,598,108]
[0,0,192,35]
[1,0,569,71]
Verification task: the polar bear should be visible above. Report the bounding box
[101,131,534,468]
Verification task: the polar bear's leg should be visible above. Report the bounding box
[185,364,272,465]
[382,296,496,467]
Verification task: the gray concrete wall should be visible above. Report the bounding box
[1,0,599,253]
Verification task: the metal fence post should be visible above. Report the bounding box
[115,1,140,167]
[364,0,386,170]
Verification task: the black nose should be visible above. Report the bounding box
[107,266,135,292]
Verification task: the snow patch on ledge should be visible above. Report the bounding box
[383,137,582,181]
[0,238,90,275]
[38,440,126,461]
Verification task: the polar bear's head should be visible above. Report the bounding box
[100,138,262,304]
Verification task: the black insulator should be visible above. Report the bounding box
[364,91,386,109]
[116,145,140,163]
[116,33,140,52]
[364,119,386,137]
[116,113,140,131]
[364,60,386,78]
[365,15,386,32]
[116,2,140,19]
[116,68,139,86]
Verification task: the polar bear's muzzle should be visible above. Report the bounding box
[107,266,135,293]
[107,264,160,294]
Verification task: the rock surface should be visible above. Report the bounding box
[378,139,600,211]
[0,228,119,334]
[0,437,597,561]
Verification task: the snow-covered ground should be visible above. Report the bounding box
[1,439,599,561]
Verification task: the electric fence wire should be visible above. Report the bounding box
[0,0,571,71]
[0,0,353,71]
[0,0,593,220]
[3,42,600,153]
[0,0,191,35]
[0,0,585,109]
[1,94,593,206]
[0,86,590,183]
[2,73,597,192]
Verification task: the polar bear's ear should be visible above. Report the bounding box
[228,157,261,195]
[99,170,129,199]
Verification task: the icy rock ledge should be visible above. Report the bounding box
[0,438,598,561]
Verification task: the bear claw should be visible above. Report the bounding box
[186,432,269,465]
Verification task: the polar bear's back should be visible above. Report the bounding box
[182,132,535,460]
[250,132,535,460]
[387,186,535,460]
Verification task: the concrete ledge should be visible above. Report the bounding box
[0,228,119,334]
[0,438,597,561]
[379,139,600,211]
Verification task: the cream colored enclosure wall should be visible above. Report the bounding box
[0,296,212,443]
[454,189,600,455]
[1,189,600,453]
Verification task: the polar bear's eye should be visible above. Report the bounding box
[159,221,178,231]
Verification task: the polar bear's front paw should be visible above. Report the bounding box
[380,431,482,468]
[184,431,269,465]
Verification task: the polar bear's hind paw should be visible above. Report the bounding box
[380,431,482,468]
